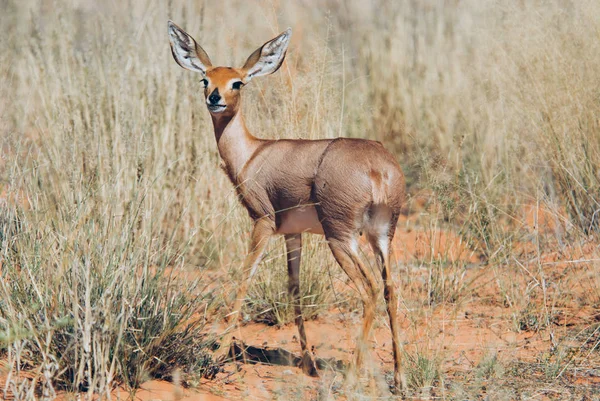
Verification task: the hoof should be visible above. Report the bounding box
[299,350,319,377]
[390,372,407,396]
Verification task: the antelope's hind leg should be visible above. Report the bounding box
[285,233,319,376]
[326,235,379,381]
[367,207,406,393]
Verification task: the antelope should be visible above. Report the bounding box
[168,21,406,391]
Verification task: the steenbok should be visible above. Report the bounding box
[168,21,406,391]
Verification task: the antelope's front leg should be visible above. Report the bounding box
[285,233,319,377]
[216,218,274,361]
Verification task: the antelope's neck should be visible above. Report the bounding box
[211,111,261,182]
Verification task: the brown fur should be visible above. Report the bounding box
[168,21,407,391]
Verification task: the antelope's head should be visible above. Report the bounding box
[168,21,291,117]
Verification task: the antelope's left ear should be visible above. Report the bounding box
[241,28,291,83]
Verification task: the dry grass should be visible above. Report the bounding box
[1,0,600,399]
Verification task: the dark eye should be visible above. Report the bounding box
[201,79,208,88]
[232,81,243,90]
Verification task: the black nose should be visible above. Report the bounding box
[208,89,221,105]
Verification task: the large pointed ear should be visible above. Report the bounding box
[168,20,212,74]
[241,28,291,82]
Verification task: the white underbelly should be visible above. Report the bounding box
[276,205,324,235]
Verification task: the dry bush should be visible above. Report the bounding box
[402,347,442,398]
[0,150,218,397]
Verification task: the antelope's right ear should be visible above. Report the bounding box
[168,21,212,74]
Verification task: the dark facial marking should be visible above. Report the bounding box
[208,88,221,104]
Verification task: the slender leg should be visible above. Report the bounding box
[368,228,406,392]
[381,250,405,392]
[285,233,318,376]
[348,253,378,370]
[216,218,274,360]
[327,238,379,375]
